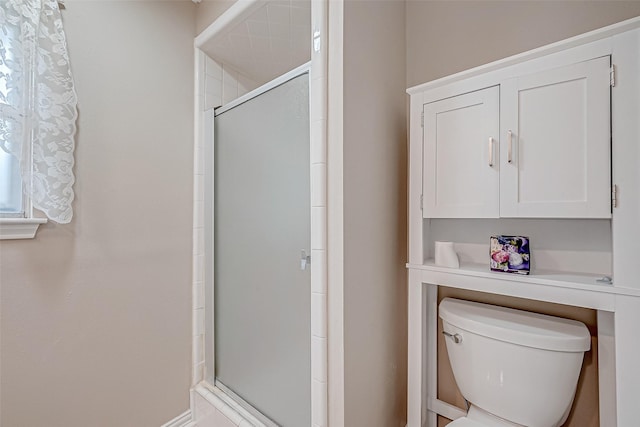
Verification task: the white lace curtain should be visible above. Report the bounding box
[0,0,78,223]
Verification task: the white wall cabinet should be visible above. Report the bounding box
[500,56,611,218]
[407,19,640,427]
[423,86,499,218]
[420,56,612,219]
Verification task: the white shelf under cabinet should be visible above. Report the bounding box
[407,260,640,311]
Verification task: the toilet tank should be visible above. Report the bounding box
[439,298,591,427]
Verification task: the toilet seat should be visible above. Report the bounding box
[448,417,488,427]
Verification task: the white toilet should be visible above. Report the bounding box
[439,298,591,427]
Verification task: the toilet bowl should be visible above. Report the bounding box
[439,298,591,427]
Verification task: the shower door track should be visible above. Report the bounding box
[215,380,280,427]
[214,62,311,117]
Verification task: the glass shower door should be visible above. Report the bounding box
[213,73,310,427]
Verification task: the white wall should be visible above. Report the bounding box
[0,2,196,426]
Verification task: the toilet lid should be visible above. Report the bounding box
[448,417,488,427]
[439,298,591,352]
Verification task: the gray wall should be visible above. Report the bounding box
[407,0,640,87]
[0,2,195,426]
[3,2,638,427]
[343,1,408,426]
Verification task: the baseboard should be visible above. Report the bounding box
[161,409,194,427]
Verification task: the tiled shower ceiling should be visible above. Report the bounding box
[203,0,311,84]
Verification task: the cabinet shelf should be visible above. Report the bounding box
[407,260,640,310]
[419,259,608,287]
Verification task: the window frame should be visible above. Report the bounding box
[0,157,47,240]
[0,5,48,239]
[0,144,25,217]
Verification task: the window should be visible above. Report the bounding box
[0,148,22,215]
[0,29,24,217]
[0,0,78,239]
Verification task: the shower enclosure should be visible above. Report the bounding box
[206,69,311,426]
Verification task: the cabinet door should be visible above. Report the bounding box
[500,56,611,218]
[423,86,500,218]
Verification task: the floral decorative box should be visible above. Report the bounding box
[490,235,530,275]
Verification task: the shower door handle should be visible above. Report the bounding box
[301,250,311,270]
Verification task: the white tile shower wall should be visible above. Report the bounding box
[193,50,207,386]
[205,56,222,110]
[193,386,265,427]
[310,1,328,426]
[204,55,259,110]
[222,66,238,105]
[312,379,328,427]
[195,54,259,380]
[193,391,217,426]
[237,73,257,97]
